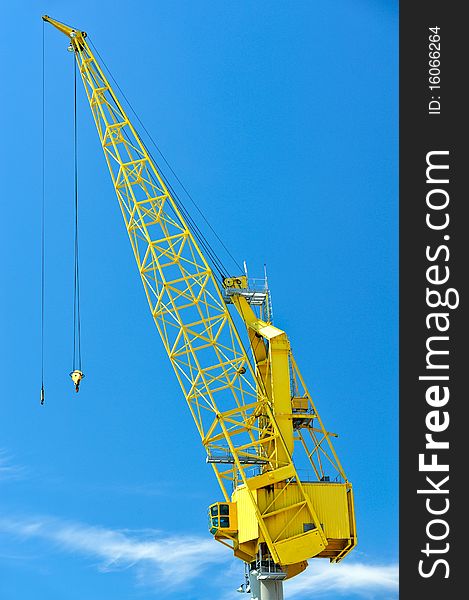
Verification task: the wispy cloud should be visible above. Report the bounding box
[0,449,24,481]
[215,558,399,600]
[0,515,226,591]
[0,513,398,598]
[284,559,399,599]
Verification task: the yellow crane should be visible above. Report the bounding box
[43,15,357,598]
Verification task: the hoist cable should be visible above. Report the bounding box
[41,20,46,405]
[88,41,233,284]
[84,40,270,399]
[90,38,232,279]
[117,123,228,282]
[72,56,82,372]
[83,40,268,401]
[163,176,229,280]
[110,114,228,282]
[85,39,228,281]
[87,38,243,277]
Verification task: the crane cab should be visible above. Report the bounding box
[208,502,238,537]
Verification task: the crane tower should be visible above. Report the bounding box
[43,16,357,599]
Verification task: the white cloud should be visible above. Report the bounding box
[0,449,24,481]
[284,559,398,599]
[0,515,227,590]
[0,514,398,598]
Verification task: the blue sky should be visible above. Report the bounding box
[0,1,398,599]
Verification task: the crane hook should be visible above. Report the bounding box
[70,369,84,393]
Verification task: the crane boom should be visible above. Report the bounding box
[43,15,356,588]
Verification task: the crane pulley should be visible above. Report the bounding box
[43,14,356,597]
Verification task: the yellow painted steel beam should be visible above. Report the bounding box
[44,16,356,570]
[42,15,82,38]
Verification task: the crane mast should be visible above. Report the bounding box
[43,16,356,597]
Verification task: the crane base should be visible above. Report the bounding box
[248,571,283,600]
